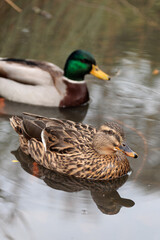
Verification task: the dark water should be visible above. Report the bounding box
[0,1,160,239]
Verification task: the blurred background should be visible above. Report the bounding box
[0,1,160,240]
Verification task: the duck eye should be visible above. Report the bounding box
[103,130,113,135]
[122,143,126,147]
[108,130,113,135]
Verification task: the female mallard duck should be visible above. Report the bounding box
[0,50,110,107]
[10,112,138,180]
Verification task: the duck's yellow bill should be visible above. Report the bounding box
[90,64,111,80]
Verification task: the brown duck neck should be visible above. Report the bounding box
[60,80,89,107]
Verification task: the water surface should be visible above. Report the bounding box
[0,1,160,239]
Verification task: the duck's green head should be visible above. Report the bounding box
[64,50,110,81]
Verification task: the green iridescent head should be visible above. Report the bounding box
[64,50,110,81]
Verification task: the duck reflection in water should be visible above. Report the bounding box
[0,98,89,122]
[12,148,135,215]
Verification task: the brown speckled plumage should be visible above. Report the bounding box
[10,112,138,180]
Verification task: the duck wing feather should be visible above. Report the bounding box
[21,112,96,154]
[0,58,63,86]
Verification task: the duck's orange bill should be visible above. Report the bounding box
[118,143,138,158]
[90,64,111,80]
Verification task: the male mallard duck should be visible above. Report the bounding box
[0,50,110,107]
[10,112,138,180]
